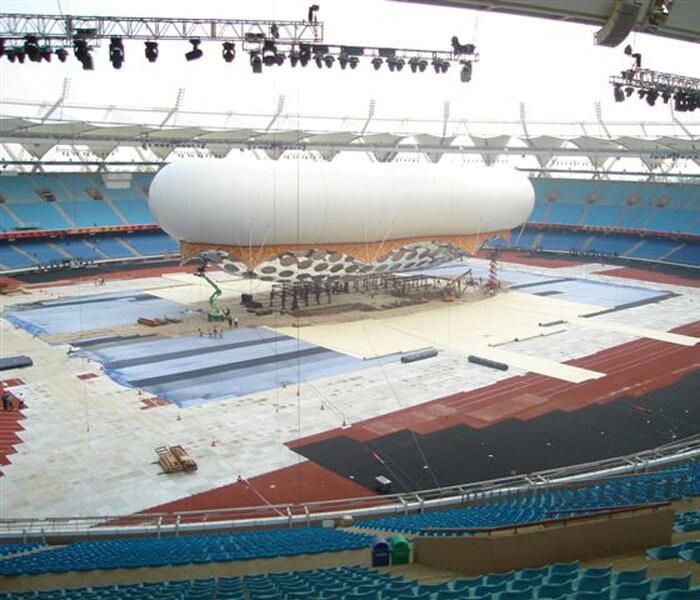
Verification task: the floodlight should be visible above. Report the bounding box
[440,60,450,73]
[109,37,124,69]
[408,57,419,73]
[339,52,349,69]
[613,85,625,102]
[395,58,405,72]
[371,57,383,70]
[460,60,472,83]
[418,59,428,72]
[262,40,278,66]
[55,47,68,62]
[387,56,397,72]
[185,39,203,61]
[24,35,40,62]
[249,51,263,73]
[314,53,324,68]
[323,54,334,68]
[222,42,235,63]
[299,44,311,67]
[646,89,658,106]
[144,41,158,63]
[73,39,93,70]
[289,49,300,67]
[349,56,359,69]
[275,53,286,66]
[39,46,53,62]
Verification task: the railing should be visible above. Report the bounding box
[1,434,697,543]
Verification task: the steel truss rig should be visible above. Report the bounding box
[0,13,478,80]
[611,68,700,112]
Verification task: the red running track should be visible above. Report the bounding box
[594,267,700,288]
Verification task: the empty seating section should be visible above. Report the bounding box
[125,231,179,255]
[92,237,137,259]
[8,203,73,230]
[0,541,46,557]
[113,200,154,224]
[546,202,586,225]
[50,239,102,261]
[664,244,700,266]
[647,540,700,562]
[59,201,123,228]
[626,238,678,260]
[0,245,37,269]
[585,235,639,255]
[358,463,699,535]
[675,510,700,533]
[0,528,371,576]
[538,231,588,252]
[1,564,698,600]
[528,179,700,234]
[9,240,67,264]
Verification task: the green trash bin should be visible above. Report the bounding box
[389,534,411,565]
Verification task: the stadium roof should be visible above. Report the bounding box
[0,96,698,176]
[392,0,700,45]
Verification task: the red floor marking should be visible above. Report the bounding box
[132,460,377,520]
[0,399,26,476]
[1,379,24,387]
[77,373,98,380]
[671,321,700,337]
[594,267,700,288]
[139,397,170,409]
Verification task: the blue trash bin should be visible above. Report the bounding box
[371,536,390,567]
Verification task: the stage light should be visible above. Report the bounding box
[349,56,359,69]
[185,39,202,61]
[323,54,334,68]
[39,46,53,62]
[339,52,349,69]
[387,56,397,72]
[144,41,158,63]
[308,4,319,22]
[275,53,286,66]
[222,42,235,63]
[460,60,472,83]
[262,40,278,66]
[249,51,262,73]
[646,89,658,106]
[440,60,450,73]
[109,37,124,69]
[662,91,671,104]
[432,58,443,73]
[395,58,405,72]
[314,52,324,68]
[613,85,625,102]
[5,47,17,62]
[0,39,4,59]
[408,57,419,73]
[625,86,634,97]
[299,44,311,67]
[289,49,300,67]
[24,35,40,62]
[418,59,427,72]
[451,36,476,55]
[55,47,68,62]
[371,57,383,70]
[73,39,93,70]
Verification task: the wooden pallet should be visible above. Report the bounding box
[170,445,198,471]
[155,446,183,474]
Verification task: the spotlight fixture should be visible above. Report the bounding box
[275,53,286,66]
[387,56,397,72]
[262,40,278,66]
[646,89,658,106]
[289,49,300,67]
[308,4,319,23]
[222,42,235,63]
[73,39,93,70]
[5,47,17,63]
[299,44,311,67]
[396,58,405,72]
[371,57,383,70]
[431,58,442,73]
[625,86,634,97]
[39,46,53,62]
[323,54,334,68]
[24,35,40,62]
[460,60,472,83]
[418,59,428,72]
[613,85,625,102]
[339,52,349,69]
[0,39,4,59]
[144,41,158,63]
[441,60,450,73]
[109,37,124,69]
[349,56,359,69]
[314,52,324,68]
[249,51,263,73]
[185,39,203,61]
[451,36,476,55]
[55,47,68,63]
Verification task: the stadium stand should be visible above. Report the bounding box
[0,562,698,599]
[674,510,700,533]
[357,464,699,535]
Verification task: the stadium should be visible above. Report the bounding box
[0,0,699,597]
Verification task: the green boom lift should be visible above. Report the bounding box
[194,265,225,321]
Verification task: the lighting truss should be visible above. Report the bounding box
[610,68,700,110]
[0,13,478,81]
[0,13,323,44]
